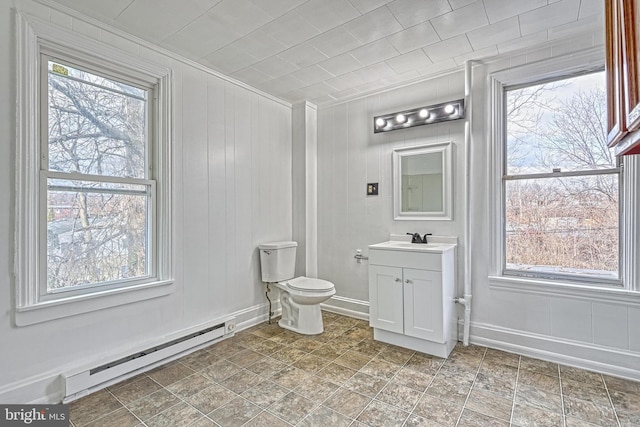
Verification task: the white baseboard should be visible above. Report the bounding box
[0,301,278,404]
[321,295,369,321]
[470,322,640,381]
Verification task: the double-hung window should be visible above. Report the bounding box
[501,70,621,284]
[42,56,155,297]
[16,13,172,324]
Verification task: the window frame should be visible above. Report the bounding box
[487,48,640,293]
[15,12,173,325]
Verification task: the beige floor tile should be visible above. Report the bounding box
[267,391,316,424]
[70,389,124,426]
[183,383,236,414]
[83,407,141,427]
[357,400,409,427]
[465,388,513,421]
[324,388,371,418]
[208,397,262,427]
[376,382,422,412]
[109,376,163,405]
[457,408,509,427]
[144,402,202,427]
[127,389,181,421]
[241,380,290,408]
[297,405,352,427]
[413,394,464,426]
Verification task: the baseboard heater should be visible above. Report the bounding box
[63,317,234,402]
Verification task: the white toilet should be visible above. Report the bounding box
[259,241,335,335]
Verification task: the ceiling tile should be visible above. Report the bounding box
[385,49,432,74]
[115,0,222,41]
[548,15,603,40]
[201,45,259,74]
[349,39,399,67]
[208,0,275,36]
[159,11,242,59]
[49,0,134,21]
[466,16,520,50]
[387,0,451,28]
[247,0,307,18]
[230,30,288,62]
[343,7,404,44]
[415,58,458,77]
[260,10,322,47]
[578,0,604,19]
[309,26,363,57]
[325,74,364,92]
[453,45,498,65]
[386,21,440,54]
[278,44,329,69]
[318,53,362,76]
[482,0,546,24]
[422,34,472,62]
[351,62,397,85]
[448,0,478,10]
[430,1,488,40]
[348,0,394,14]
[251,56,299,79]
[261,73,307,94]
[294,0,361,32]
[231,67,272,85]
[496,30,549,54]
[519,0,581,35]
[290,64,335,85]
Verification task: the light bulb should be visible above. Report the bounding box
[444,104,455,114]
[375,117,386,128]
[419,109,429,119]
[396,113,406,123]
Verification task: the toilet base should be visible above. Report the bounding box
[278,300,325,335]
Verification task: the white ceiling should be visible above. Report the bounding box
[47,0,604,105]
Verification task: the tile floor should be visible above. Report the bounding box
[69,312,640,427]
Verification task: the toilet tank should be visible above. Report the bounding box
[258,241,298,282]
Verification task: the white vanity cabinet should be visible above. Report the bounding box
[368,240,457,358]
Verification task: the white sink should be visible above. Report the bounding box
[368,240,456,253]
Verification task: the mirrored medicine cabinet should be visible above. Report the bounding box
[392,141,453,221]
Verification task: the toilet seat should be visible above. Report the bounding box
[285,276,334,293]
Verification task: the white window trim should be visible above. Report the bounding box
[487,47,640,295]
[15,11,174,326]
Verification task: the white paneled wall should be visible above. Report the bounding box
[0,1,291,402]
[317,73,466,312]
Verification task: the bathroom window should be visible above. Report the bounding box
[15,14,173,324]
[502,70,622,284]
[42,57,155,297]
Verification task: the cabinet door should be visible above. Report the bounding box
[621,0,640,131]
[369,265,404,334]
[606,0,628,145]
[403,268,443,342]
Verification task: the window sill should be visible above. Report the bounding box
[488,275,640,307]
[15,280,174,326]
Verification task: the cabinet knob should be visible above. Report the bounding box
[405,279,413,284]
[395,278,401,282]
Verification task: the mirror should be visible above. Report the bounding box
[393,141,453,220]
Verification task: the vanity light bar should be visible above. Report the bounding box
[373,99,465,133]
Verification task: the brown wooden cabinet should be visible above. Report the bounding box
[606,0,640,155]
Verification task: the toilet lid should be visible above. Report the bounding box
[287,276,334,292]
